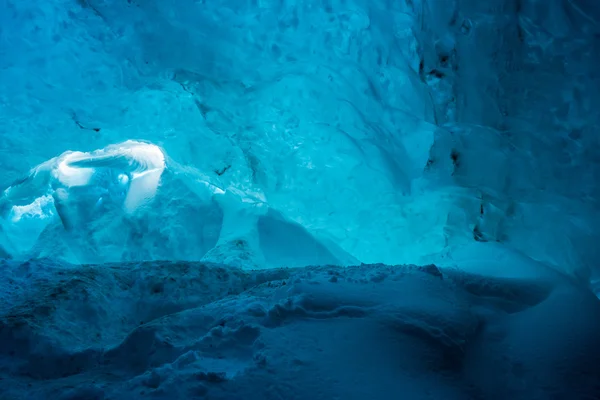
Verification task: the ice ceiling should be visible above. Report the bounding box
[1,0,599,281]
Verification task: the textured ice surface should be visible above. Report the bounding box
[0,140,357,267]
[1,0,599,279]
[2,0,600,398]
[0,257,599,399]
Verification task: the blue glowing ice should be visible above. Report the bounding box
[1,0,600,398]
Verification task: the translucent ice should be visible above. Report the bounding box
[1,1,600,398]
[1,0,600,279]
[1,141,163,259]
[0,140,356,267]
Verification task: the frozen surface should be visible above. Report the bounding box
[0,139,357,268]
[1,0,599,279]
[0,257,599,400]
[2,0,600,398]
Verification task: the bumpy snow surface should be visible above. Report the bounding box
[2,0,600,398]
[1,250,600,400]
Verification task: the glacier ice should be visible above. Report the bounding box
[3,140,165,214]
[1,141,168,262]
[0,140,357,268]
[1,0,600,398]
[1,0,598,279]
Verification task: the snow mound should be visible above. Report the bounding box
[0,259,598,399]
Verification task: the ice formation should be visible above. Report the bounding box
[1,0,600,398]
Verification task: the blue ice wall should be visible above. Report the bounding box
[421,0,600,280]
[1,0,600,281]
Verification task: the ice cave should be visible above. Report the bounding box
[1,0,600,399]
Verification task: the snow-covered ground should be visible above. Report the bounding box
[1,244,599,399]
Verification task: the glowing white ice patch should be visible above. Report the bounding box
[118,174,129,186]
[55,152,95,187]
[47,140,166,213]
[9,195,55,222]
[117,141,166,213]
